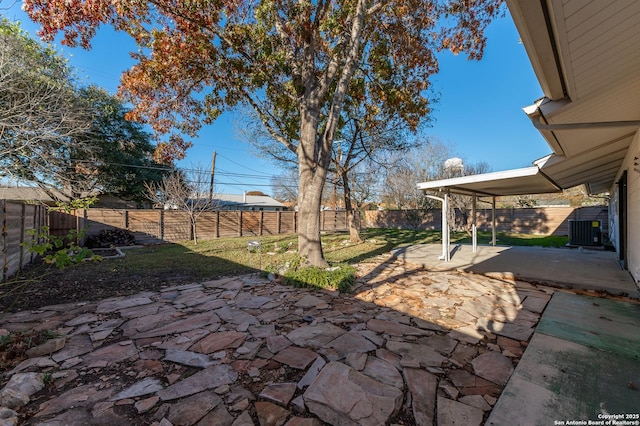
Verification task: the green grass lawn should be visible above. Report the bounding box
[453,230,568,248]
[3,228,570,310]
[97,228,568,279]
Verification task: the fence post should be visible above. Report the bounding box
[72,209,79,245]
[81,209,88,245]
[18,203,26,272]
[30,205,37,262]
[238,211,243,237]
[159,209,164,240]
[216,211,220,238]
[1,200,5,282]
[294,211,297,232]
[259,211,264,236]
[277,211,281,234]
[124,209,129,230]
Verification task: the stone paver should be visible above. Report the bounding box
[303,361,403,426]
[259,383,297,406]
[189,330,246,354]
[273,346,318,370]
[437,396,484,425]
[471,351,515,386]
[404,367,437,425]
[157,365,238,401]
[166,390,222,425]
[111,377,164,401]
[255,401,290,426]
[0,255,554,425]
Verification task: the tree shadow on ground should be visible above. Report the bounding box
[0,243,554,426]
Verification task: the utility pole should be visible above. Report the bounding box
[209,151,216,202]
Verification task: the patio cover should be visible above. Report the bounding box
[416,157,561,197]
[416,156,563,260]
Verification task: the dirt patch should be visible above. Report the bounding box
[0,258,205,313]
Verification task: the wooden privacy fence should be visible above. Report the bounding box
[51,209,358,244]
[49,205,610,247]
[1,201,47,281]
[363,205,609,236]
[0,203,610,280]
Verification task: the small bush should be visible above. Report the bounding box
[282,263,356,292]
[23,227,101,269]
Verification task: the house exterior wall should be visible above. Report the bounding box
[610,129,640,282]
[609,187,620,254]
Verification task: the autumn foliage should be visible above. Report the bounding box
[24,0,503,265]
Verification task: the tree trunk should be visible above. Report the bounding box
[294,0,366,266]
[297,175,327,267]
[342,169,362,243]
[297,104,329,267]
[191,216,198,245]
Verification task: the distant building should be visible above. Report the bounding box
[94,194,150,209]
[0,186,63,206]
[215,193,287,211]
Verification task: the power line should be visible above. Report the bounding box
[216,153,274,176]
[67,158,364,189]
[68,158,304,183]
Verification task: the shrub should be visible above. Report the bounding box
[282,261,356,292]
[23,226,101,269]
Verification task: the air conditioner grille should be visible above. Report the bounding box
[568,220,601,246]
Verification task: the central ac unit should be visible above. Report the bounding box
[568,220,601,246]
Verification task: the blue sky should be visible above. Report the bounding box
[3,4,550,196]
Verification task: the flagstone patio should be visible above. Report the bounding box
[0,253,553,425]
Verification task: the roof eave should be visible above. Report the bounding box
[416,166,562,197]
[506,0,566,101]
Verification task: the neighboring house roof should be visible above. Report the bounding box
[418,0,640,197]
[215,194,286,209]
[0,187,58,203]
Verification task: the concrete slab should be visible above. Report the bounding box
[392,244,639,298]
[536,292,640,359]
[487,292,640,425]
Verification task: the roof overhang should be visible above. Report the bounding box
[506,0,566,101]
[506,0,640,195]
[417,160,561,197]
[419,1,640,198]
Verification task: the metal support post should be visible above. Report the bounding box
[492,196,497,246]
[426,194,450,262]
[472,193,477,253]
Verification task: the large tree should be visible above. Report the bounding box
[0,18,167,203]
[0,17,91,200]
[270,169,298,204]
[383,142,492,231]
[24,0,503,266]
[383,140,453,210]
[76,85,169,205]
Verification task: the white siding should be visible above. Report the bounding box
[627,131,640,282]
[609,190,619,254]
[612,129,640,282]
